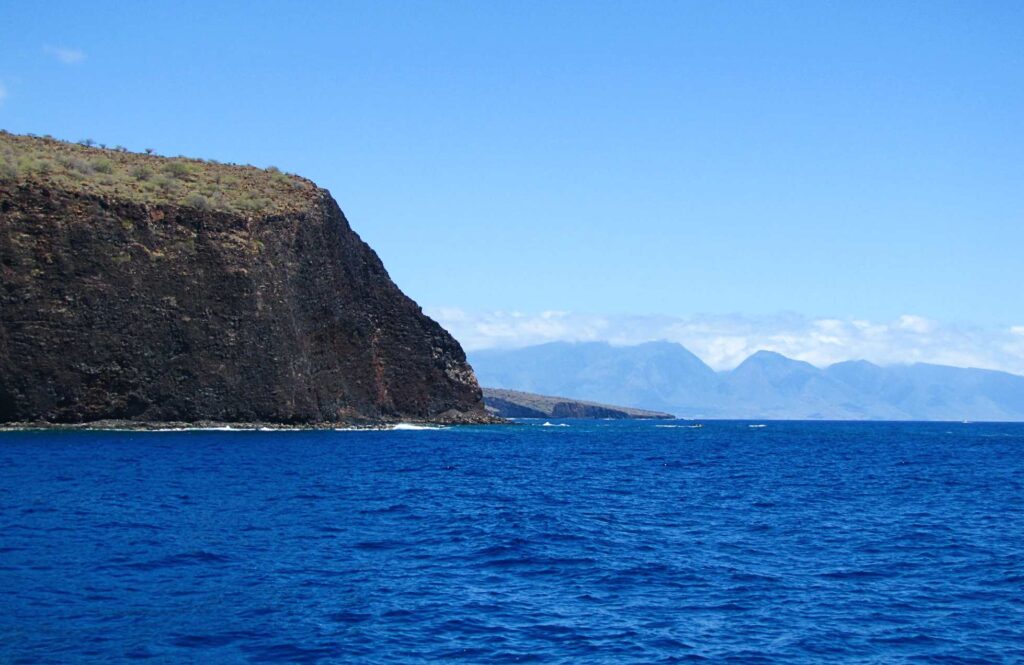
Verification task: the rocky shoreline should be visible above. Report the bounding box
[0,413,506,432]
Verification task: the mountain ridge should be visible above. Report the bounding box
[470,341,1024,421]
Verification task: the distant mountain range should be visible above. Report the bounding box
[469,342,1024,421]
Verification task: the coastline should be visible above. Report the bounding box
[0,415,508,432]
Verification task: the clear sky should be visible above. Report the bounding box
[2,2,1022,369]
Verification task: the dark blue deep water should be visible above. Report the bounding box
[2,420,1024,663]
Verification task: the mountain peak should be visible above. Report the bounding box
[748,350,790,361]
[829,359,882,370]
[735,350,817,373]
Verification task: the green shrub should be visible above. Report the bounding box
[130,166,152,181]
[18,158,40,174]
[0,160,17,182]
[234,195,269,213]
[92,158,114,174]
[184,193,211,211]
[152,175,180,193]
[67,158,94,175]
[209,190,230,210]
[163,161,193,179]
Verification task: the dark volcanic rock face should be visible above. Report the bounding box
[0,182,489,424]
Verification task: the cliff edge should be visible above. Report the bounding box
[0,132,491,425]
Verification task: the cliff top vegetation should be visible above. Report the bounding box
[0,130,319,216]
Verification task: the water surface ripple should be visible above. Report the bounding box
[2,420,1023,662]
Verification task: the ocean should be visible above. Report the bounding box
[2,420,1023,663]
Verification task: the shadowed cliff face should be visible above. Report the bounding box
[0,181,489,424]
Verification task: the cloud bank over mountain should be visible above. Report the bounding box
[431,308,1024,376]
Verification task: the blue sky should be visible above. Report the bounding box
[2,2,1022,369]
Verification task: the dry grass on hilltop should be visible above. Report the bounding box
[0,131,319,216]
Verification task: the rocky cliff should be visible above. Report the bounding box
[0,132,490,425]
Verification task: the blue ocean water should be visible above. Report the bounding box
[2,420,1023,663]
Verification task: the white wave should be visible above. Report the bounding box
[656,424,704,429]
[541,422,570,427]
[748,424,767,429]
[144,426,246,432]
[391,423,444,431]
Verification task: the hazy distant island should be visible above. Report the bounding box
[482,387,673,420]
[0,131,493,428]
[472,341,1024,422]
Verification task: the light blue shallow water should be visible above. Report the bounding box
[1,420,1023,663]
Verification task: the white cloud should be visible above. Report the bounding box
[896,314,937,334]
[0,81,7,105]
[427,307,1024,376]
[45,46,86,64]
